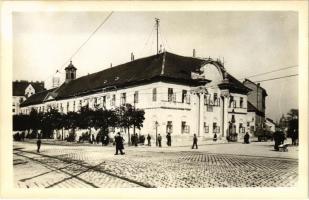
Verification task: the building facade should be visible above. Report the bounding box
[20,52,254,145]
[243,79,268,136]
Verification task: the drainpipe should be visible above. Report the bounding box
[197,93,201,137]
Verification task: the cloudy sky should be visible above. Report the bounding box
[13,11,298,122]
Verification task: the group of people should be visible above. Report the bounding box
[273,129,286,151]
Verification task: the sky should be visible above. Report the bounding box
[12,11,298,122]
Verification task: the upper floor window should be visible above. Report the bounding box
[134,91,139,104]
[121,93,126,105]
[73,101,76,112]
[111,94,116,106]
[152,88,157,102]
[168,88,174,102]
[102,96,106,108]
[182,90,187,103]
[214,93,220,106]
[240,97,244,108]
[229,96,236,108]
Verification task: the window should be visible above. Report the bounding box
[229,96,236,108]
[239,123,245,133]
[213,123,217,133]
[152,88,157,101]
[71,72,74,79]
[204,94,211,105]
[111,94,116,106]
[67,102,69,112]
[134,91,139,104]
[168,88,173,102]
[102,96,106,108]
[240,97,243,108]
[212,123,220,133]
[181,121,190,134]
[121,93,126,105]
[214,93,220,106]
[204,122,209,133]
[73,101,76,112]
[13,109,15,112]
[79,100,82,110]
[166,121,173,133]
[207,105,213,112]
[182,90,187,103]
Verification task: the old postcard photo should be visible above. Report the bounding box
[1,1,308,199]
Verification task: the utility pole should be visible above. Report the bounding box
[155,18,160,54]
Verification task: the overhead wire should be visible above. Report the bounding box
[42,11,114,86]
[239,65,298,80]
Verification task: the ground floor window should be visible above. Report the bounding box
[204,122,209,133]
[166,121,173,133]
[213,122,220,133]
[181,121,190,134]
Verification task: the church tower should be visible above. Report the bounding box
[52,70,61,88]
[65,61,77,83]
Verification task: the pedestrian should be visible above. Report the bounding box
[134,133,138,147]
[92,134,95,144]
[147,134,151,146]
[158,134,162,147]
[166,133,171,146]
[37,134,42,153]
[131,134,134,146]
[273,128,280,151]
[114,132,125,155]
[192,134,198,149]
[213,133,217,142]
[244,132,250,144]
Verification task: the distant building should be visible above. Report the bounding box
[20,52,253,145]
[243,79,267,135]
[12,80,46,114]
[52,70,62,88]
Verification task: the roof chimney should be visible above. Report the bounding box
[110,63,113,68]
[193,49,196,57]
[131,52,134,61]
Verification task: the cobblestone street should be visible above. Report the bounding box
[13,141,298,188]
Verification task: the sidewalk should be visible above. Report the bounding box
[16,138,298,160]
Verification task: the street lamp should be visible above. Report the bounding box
[155,121,159,146]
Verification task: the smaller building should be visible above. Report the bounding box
[265,117,276,133]
[12,80,46,114]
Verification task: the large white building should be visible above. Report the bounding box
[20,52,254,145]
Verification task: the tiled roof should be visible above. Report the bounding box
[21,52,251,106]
[13,81,46,96]
[55,52,212,99]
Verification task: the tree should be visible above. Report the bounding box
[64,111,79,142]
[116,104,145,145]
[93,108,117,145]
[116,104,134,144]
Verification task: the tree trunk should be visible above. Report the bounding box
[128,127,130,146]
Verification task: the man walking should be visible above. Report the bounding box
[114,132,125,155]
[147,134,151,146]
[244,132,250,144]
[158,134,162,147]
[37,134,42,153]
[192,134,198,149]
[166,133,171,146]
